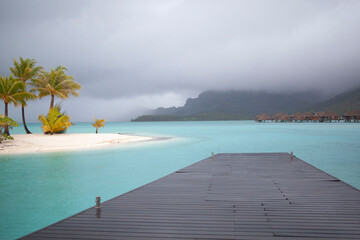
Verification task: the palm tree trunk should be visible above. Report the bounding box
[96,128,98,134]
[50,95,54,109]
[4,102,10,136]
[22,105,32,134]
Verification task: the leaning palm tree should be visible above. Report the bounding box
[92,118,106,134]
[31,65,81,109]
[0,75,35,135]
[10,57,43,134]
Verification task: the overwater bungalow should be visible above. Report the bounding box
[272,113,280,122]
[291,112,313,122]
[312,111,339,122]
[256,111,358,123]
[325,111,340,122]
[313,112,327,122]
[343,110,360,122]
[255,113,271,122]
[302,112,313,122]
[272,113,289,122]
[289,113,298,122]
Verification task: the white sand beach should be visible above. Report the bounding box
[0,133,155,154]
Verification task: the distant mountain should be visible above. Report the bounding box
[305,86,360,114]
[132,90,326,121]
[133,112,249,122]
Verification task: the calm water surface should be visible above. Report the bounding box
[1,121,360,239]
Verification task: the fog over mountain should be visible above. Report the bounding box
[1,0,360,122]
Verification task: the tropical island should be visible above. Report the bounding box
[132,87,360,122]
[0,57,158,154]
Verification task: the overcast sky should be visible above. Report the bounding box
[1,0,360,122]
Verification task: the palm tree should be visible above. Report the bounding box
[31,66,81,109]
[10,57,43,134]
[0,75,35,135]
[92,118,106,134]
[38,105,72,135]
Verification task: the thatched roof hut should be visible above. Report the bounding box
[255,113,271,122]
[313,111,340,122]
[343,110,360,122]
[273,113,289,122]
[324,111,339,121]
[289,113,297,121]
[272,113,280,120]
[343,110,360,117]
[290,113,309,122]
[302,112,313,121]
[313,112,326,122]
[314,112,326,118]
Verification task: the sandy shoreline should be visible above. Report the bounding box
[0,133,156,155]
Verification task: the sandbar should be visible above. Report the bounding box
[0,133,155,155]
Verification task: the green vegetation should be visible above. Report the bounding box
[0,115,18,143]
[92,118,106,134]
[1,57,82,135]
[38,105,72,135]
[31,65,81,109]
[10,57,43,134]
[0,75,35,135]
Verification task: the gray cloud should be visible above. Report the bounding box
[1,0,360,121]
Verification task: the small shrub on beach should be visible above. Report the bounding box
[0,115,18,143]
[38,105,72,135]
[92,118,105,134]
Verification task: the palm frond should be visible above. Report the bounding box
[93,118,106,128]
[38,107,72,134]
[30,65,81,105]
[0,75,30,107]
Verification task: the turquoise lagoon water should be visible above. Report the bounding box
[1,121,360,239]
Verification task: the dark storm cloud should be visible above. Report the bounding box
[1,0,360,121]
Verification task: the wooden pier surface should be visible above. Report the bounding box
[21,153,360,239]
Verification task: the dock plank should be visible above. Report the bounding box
[20,153,360,239]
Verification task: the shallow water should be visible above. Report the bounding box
[1,121,360,239]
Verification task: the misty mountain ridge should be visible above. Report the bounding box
[132,86,360,121]
[305,86,360,114]
[133,90,323,121]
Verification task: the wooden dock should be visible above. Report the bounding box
[21,153,360,239]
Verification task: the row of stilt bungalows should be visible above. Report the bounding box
[255,110,360,123]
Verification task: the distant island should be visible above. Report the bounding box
[132,86,360,122]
